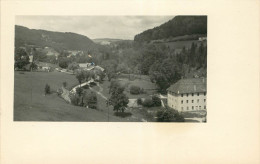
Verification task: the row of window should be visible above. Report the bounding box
[181,92,206,97]
[181,99,206,104]
[181,105,206,110]
[169,92,207,97]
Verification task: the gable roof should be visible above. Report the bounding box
[79,63,92,68]
[167,78,207,94]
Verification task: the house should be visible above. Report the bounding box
[199,37,207,41]
[79,63,95,71]
[167,78,207,112]
[37,62,52,72]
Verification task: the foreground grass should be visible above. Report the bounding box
[14,71,125,121]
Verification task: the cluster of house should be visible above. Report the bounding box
[167,77,207,112]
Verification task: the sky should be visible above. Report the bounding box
[15,16,174,40]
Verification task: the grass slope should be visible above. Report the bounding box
[14,71,124,121]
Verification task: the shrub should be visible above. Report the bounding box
[62,81,67,88]
[57,88,63,96]
[152,95,161,106]
[137,98,142,105]
[142,98,154,107]
[82,85,89,89]
[76,87,83,96]
[83,91,97,109]
[130,85,141,95]
[156,108,185,122]
[71,94,81,106]
[45,84,51,95]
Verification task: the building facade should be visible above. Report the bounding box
[167,78,207,112]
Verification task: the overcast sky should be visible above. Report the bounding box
[15,16,174,40]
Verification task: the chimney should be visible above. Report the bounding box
[194,85,196,91]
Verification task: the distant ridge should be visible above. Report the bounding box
[134,16,207,42]
[15,25,101,52]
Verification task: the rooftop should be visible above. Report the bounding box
[167,78,207,94]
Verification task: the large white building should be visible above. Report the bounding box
[167,78,207,112]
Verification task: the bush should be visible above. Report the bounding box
[57,88,63,96]
[63,81,67,88]
[152,95,161,106]
[130,85,141,95]
[137,98,142,105]
[142,98,154,107]
[76,87,83,96]
[45,84,51,95]
[71,94,81,106]
[83,91,97,109]
[156,108,185,122]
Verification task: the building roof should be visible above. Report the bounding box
[79,63,92,68]
[167,78,206,94]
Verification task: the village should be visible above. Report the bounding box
[14,16,207,122]
[14,45,207,122]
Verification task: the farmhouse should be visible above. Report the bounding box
[167,78,207,112]
[79,63,95,71]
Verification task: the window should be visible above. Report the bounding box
[204,106,206,109]
[197,99,199,103]
[186,93,188,97]
[186,100,188,103]
[181,100,183,104]
[192,100,194,103]
[192,106,194,110]
[181,94,183,97]
[181,107,184,110]
[197,93,199,96]
[192,93,194,96]
[204,92,206,96]
[204,99,206,102]
[187,107,189,110]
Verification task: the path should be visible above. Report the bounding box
[89,83,108,100]
[70,79,94,93]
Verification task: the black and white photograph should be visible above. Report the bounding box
[14,16,207,122]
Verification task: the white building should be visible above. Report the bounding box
[167,78,207,112]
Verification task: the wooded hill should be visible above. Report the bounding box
[15,25,102,52]
[134,16,207,42]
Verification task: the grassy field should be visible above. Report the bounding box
[117,76,158,99]
[14,71,126,121]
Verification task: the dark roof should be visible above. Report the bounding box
[167,78,207,94]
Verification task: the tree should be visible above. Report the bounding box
[14,48,30,69]
[83,91,97,109]
[68,62,79,71]
[58,57,70,68]
[137,98,142,105]
[76,87,83,97]
[44,84,51,95]
[62,81,67,88]
[152,95,161,106]
[130,85,141,95]
[109,80,129,113]
[76,70,85,87]
[83,70,90,81]
[156,107,185,122]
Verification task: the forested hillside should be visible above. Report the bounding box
[134,16,207,42]
[15,25,101,52]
